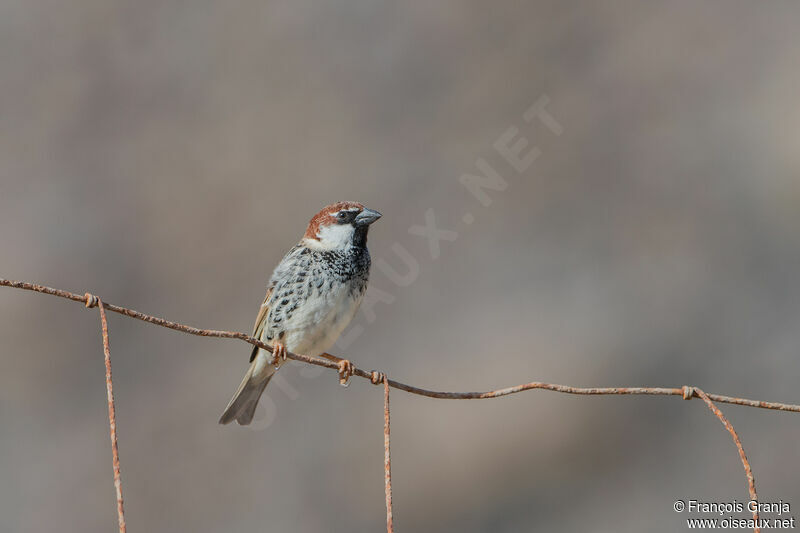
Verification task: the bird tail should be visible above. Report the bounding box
[218,350,275,425]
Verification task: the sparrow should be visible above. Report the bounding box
[219,201,382,425]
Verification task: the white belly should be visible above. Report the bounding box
[278,283,363,357]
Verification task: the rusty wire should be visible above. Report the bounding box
[3,279,798,411]
[3,278,800,533]
[384,378,394,533]
[694,388,760,532]
[88,295,127,533]
[370,372,394,533]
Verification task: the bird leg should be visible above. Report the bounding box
[320,352,354,386]
[271,342,287,366]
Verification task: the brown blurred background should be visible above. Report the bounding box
[2,1,800,531]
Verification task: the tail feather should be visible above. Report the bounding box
[219,353,275,425]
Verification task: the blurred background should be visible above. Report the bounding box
[1,1,799,531]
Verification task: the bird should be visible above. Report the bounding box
[219,201,382,425]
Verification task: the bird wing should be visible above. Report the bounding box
[249,286,273,362]
[247,243,305,362]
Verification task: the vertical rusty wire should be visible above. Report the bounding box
[95,297,127,533]
[694,388,759,532]
[383,378,394,533]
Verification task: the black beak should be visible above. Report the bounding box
[355,208,382,226]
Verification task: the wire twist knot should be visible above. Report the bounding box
[682,386,695,400]
[85,292,99,308]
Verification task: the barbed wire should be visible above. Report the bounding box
[3,277,799,533]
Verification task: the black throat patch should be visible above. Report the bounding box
[352,225,369,248]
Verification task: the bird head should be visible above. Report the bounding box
[302,201,382,250]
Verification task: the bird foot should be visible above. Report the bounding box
[271,342,287,367]
[337,359,354,387]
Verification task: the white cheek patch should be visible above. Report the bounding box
[307,223,354,250]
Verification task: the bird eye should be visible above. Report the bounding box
[337,212,347,220]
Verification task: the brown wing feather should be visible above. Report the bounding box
[249,286,273,362]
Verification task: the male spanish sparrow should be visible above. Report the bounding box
[219,202,382,425]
